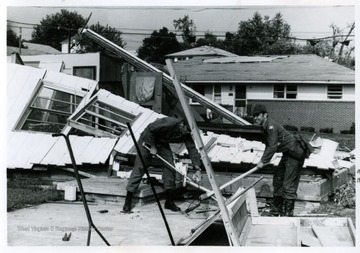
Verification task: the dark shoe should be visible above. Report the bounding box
[164,200,181,212]
[283,199,295,217]
[165,189,181,212]
[270,196,284,216]
[122,191,133,213]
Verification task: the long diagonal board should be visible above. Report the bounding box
[166,59,246,246]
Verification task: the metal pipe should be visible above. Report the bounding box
[200,166,260,200]
[126,123,175,246]
[52,133,110,246]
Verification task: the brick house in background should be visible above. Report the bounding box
[166,51,355,133]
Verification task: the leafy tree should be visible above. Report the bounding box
[31,9,86,51]
[173,15,197,48]
[195,32,219,47]
[7,27,24,47]
[137,27,181,64]
[217,32,237,52]
[234,12,294,55]
[297,22,355,69]
[74,22,126,53]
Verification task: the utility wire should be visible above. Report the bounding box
[7,19,354,45]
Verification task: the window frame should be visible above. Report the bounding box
[273,84,298,99]
[73,66,97,80]
[327,85,343,99]
[15,80,86,133]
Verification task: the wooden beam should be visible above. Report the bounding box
[60,167,97,178]
[166,58,241,246]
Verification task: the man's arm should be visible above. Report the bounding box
[259,126,278,165]
[183,135,202,166]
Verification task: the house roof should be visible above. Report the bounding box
[7,42,61,56]
[171,54,354,83]
[7,63,117,169]
[166,45,238,58]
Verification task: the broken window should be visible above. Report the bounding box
[15,80,85,133]
[327,85,342,99]
[67,90,138,138]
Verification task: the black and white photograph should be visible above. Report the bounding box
[3,0,358,250]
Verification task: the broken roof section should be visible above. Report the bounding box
[7,63,117,169]
[165,45,238,58]
[170,54,355,83]
[81,29,250,126]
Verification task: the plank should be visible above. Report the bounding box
[57,136,89,165]
[43,70,64,84]
[28,134,58,164]
[89,138,118,164]
[167,58,241,246]
[39,137,67,165]
[8,66,46,130]
[311,226,343,247]
[11,133,45,169]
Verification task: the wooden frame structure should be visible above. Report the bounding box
[166,58,255,246]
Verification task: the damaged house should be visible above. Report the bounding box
[7,29,356,246]
[166,47,355,134]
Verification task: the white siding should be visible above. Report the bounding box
[297,85,327,100]
[247,84,273,99]
[204,86,212,100]
[21,53,101,81]
[343,86,355,100]
[221,85,234,105]
[246,83,354,101]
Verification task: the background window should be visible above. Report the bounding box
[73,66,96,80]
[214,85,221,103]
[286,85,297,99]
[327,85,343,99]
[274,84,297,99]
[274,85,285,98]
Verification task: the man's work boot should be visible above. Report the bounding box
[283,199,295,217]
[122,191,133,213]
[270,196,284,216]
[164,190,181,212]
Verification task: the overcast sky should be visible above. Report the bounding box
[6,0,356,52]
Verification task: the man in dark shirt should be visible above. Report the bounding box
[123,116,202,213]
[253,104,305,216]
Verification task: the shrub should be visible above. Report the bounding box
[283,125,298,132]
[350,122,355,134]
[300,126,315,132]
[340,130,352,134]
[319,127,333,133]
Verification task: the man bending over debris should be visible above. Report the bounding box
[122,116,202,213]
[253,104,306,217]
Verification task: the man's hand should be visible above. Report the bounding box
[192,166,202,183]
[257,161,264,169]
[149,146,158,157]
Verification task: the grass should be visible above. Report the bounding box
[7,175,62,212]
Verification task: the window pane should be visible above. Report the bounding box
[286,85,297,99]
[17,82,85,133]
[327,85,342,99]
[235,85,246,99]
[192,85,205,95]
[73,66,96,80]
[274,85,284,98]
